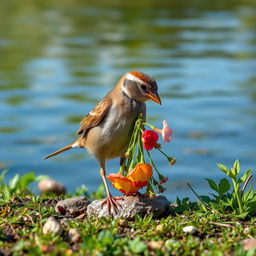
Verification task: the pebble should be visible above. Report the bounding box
[43,217,63,235]
[55,197,91,217]
[241,238,256,251]
[182,225,197,234]
[68,228,81,243]
[147,241,164,249]
[87,194,170,219]
[38,179,66,195]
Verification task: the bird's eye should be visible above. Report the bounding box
[140,84,147,90]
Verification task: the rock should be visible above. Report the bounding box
[87,195,170,219]
[38,179,66,195]
[68,228,81,243]
[43,217,62,235]
[182,225,197,234]
[241,238,256,251]
[147,241,164,249]
[55,197,91,216]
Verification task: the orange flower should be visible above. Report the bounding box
[127,163,153,187]
[107,174,139,195]
[107,163,153,195]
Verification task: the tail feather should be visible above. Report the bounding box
[44,143,73,160]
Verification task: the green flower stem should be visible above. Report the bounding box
[232,179,243,214]
[137,131,145,163]
[143,122,156,130]
[146,179,155,196]
[146,150,161,177]
[157,148,174,162]
[126,127,139,173]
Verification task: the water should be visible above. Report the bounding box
[1,0,256,200]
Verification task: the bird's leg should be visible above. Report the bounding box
[120,156,125,166]
[100,164,122,214]
[119,155,127,175]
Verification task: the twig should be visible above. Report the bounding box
[187,183,209,210]
[208,222,232,228]
[242,174,253,195]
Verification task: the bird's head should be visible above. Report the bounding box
[121,71,161,104]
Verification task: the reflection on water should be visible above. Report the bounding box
[1,0,256,200]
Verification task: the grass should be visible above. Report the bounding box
[0,160,256,255]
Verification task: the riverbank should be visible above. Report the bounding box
[0,170,256,255]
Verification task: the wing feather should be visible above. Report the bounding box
[77,96,112,137]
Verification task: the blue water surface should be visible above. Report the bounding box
[0,0,256,200]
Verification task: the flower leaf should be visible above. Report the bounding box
[218,178,230,195]
[217,163,229,174]
[238,169,252,183]
[206,179,219,193]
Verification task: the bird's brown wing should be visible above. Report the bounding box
[77,96,112,138]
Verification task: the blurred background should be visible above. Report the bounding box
[0,0,255,200]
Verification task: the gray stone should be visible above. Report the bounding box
[55,197,91,216]
[87,195,170,219]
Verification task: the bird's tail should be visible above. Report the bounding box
[44,139,81,160]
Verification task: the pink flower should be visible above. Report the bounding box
[154,120,173,143]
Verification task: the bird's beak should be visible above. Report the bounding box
[146,91,161,105]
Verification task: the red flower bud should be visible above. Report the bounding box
[142,130,159,150]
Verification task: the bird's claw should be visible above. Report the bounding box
[101,195,123,215]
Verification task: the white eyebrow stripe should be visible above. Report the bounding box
[126,73,145,84]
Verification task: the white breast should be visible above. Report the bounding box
[99,103,141,159]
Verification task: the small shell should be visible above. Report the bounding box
[182,225,197,234]
[43,217,63,235]
[38,179,66,195]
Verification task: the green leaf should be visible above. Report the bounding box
[97,230,113,246]
[238,169,252,183]
[235,211,249,219]
[233,159,240,173]
[227,170,235,179]
[0,169,8,183]
[243,188,254,201]
[35,175,50,182]
[231,159,240,176]
[217,163,229,174]
[128,237,147,254]
[9,174,20,190]
[218,178,230,195]
[135,214,143,223]
[19,172,36,188]
[200,195,211,203]
[206,179,219,193]
[2,184,11,202]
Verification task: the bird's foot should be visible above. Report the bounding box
[101,195,123,215]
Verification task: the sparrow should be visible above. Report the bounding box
[44,71,161,214]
